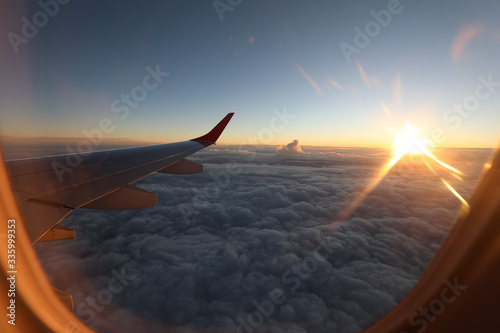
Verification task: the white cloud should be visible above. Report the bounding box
[277,140,304,154]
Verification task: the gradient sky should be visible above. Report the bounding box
[1,0,500,147]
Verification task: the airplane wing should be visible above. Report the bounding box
[4,113,234,244]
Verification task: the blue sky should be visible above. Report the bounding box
[1,0,500,147]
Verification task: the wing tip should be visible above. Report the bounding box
[191,113,234,144]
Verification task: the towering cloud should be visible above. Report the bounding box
[276,139,304,154]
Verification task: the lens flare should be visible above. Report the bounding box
[441,178,470,213]
[392,122,422,157]
[336,122,470,221]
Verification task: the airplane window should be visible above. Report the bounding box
[1,1,499,332]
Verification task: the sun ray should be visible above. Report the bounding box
[441,178,470,213]
[415,141,462,175]
[336,121,470,222]
[336,151,404,221]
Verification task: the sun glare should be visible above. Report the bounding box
[392,122,424,157]
[336,121,470,222]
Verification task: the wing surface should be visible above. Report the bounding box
[4,113,234,243]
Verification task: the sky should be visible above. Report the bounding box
[33,146,491,332]
[2,2,499,331]
[1,0,500,148]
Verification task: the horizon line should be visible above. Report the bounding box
[0,136,496,150]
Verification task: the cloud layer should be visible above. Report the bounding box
[34,147,491,333]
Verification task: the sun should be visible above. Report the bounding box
[335,121,470,222]
[391,122,462,175]
[392,122,426,157]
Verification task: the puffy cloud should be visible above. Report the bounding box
[33,147,491,333]
[277,140,304,155]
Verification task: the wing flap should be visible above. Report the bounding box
[37,225,75,242]
[52,288,74,311]
[82,185,157,210]
[157,159,203,174]
[19,200,73,243]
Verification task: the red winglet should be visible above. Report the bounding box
[191,113,234,143]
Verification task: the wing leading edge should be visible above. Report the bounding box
[5,113,234,244]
